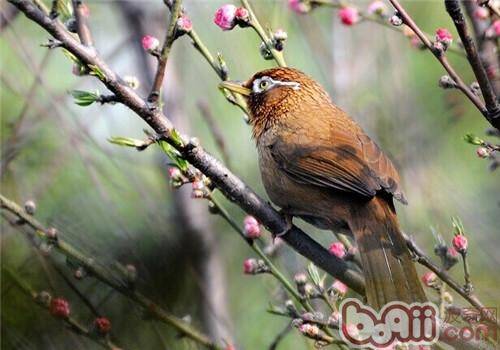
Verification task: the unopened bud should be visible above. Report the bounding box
[24,200,36,215]
[125,264,137,284]
[299,323,320,338]
[46,227,58,241]
[452,234,468,253]
[421,271,437,287]
[176,15,192,34]
[438,75,456,89]
[94,317,112,335]
[35,291,52,306]
[123,76,140,90]
[476,147,490,159]
[294,273,307,285]
[389,14,403,26]
[259,42,273,60]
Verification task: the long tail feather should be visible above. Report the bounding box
[348,197,426,310]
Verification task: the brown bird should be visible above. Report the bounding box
[221,67,426,309]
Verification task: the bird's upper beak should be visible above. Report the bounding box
[219,80,251,96]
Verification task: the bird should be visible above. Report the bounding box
[220,67,426,309]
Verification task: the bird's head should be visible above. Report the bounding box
[220,67,331,138]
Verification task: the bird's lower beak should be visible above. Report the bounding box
[219,81,251,96]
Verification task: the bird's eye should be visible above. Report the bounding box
[259,80,270,90]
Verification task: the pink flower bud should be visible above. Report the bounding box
[214,4,237,31]
[50,298,70,318]
[24,200,36,215]
[367,0,387,16]
[288,0,310,14]
[476,147,490,158]
[168,167,182,179]
[299,323,320,337]
[452,234,468,253]
[389,14,403,26]
[421,271,437,287]
[142,35,160,52]
[94,317,112,335]
[176,15,192,33]
[294,272,308,285]
[191,180,206,198]
[328,242,346,259]
[243,258,258,274]
[494,20,500,36]
[332,280,348,295]
[338,7,359,26]
[235,7,249,21]
[473,7,489,20]
[447,246,459,258]
[243,215,261,239]
[435,28,453,48]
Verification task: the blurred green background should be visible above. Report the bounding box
[1,0,499,349]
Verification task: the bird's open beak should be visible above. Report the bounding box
[219,80,251,96]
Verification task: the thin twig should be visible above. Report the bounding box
[388,0,494,128]
[148,0,182,104]
[71,0,92,47]
[445,0,500,128]
[0,194,222,350]
[404,233,499,329]
[2,267,119,350]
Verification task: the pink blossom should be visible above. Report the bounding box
[235,7,249,21]
[328,311,341,325]
[476,147,490,158]
[288,0,309,14]
[294,272,307,284]
[447,246,459,258]
[191,180,206,198]
[176,15,192,32]
[421,271,437,287]
[338,7,359,26]
[168,167,181,179]
[214,4,237,31]
[435,28,453,47]
[141,35,160,52]
[94,317,111,335]
[367,0,387,15]
[50,298,70,318]
[243,215,261,239]
[473,7,489,20]
[299,323,320,337]
[332,280,348,295]
[452,234,468,252]
[494,20,500,36]
[389,14,403,26]
[328,242,346,259]
[243,258,257,274]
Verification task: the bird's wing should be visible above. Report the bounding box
[269,123,407,204]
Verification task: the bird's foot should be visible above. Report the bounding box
[273,209,293,240]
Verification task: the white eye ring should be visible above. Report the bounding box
[252,76,300,94]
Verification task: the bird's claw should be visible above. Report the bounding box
[273,210,293,240]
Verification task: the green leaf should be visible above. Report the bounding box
[158,140,188,172]
[70,90,100,106]
[307,263,321,287]
[62,49,80,64]
[169,129,184,147]
[463,133,484,145]
[108,136,148,148]
[88,64,106,81]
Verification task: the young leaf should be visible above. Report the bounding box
[70,90,100,106]
[108,136,148,148]
[307,263,321,287]
[88,64,106,81]
[463,133,484,145]
[158,140,188,172]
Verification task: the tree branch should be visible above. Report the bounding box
[147,0,182,104]
[445,0,500,128]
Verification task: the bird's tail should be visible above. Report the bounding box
[348,197,426,310]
